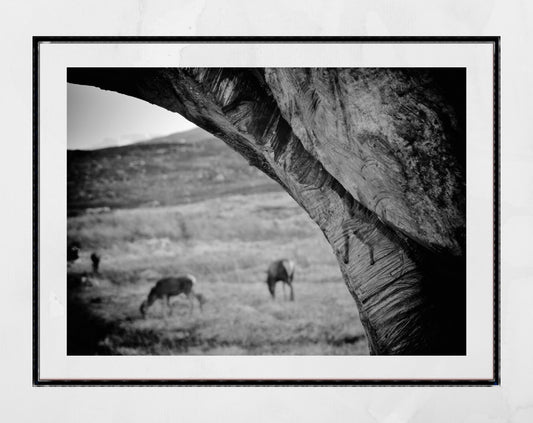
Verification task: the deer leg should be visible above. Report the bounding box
[270,282,275,300]
[159,298,165,317]
[289,283,295,302]
[196,294,204,312]
[188,293,194,315]
[166,296,172,316]
[282,282,286,300]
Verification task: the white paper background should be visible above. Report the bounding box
[39,42,493,381]
[1,0,531,422]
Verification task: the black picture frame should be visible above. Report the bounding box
[33,36,500,387]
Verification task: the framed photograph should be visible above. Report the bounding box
[33,36,499,386]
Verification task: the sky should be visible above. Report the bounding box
[67,83,197,150]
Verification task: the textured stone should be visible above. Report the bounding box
[68,68,466,355]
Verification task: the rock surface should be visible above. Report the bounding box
[68,68,466,355]
[265,68,465,255]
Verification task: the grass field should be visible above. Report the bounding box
[67,131,368,355]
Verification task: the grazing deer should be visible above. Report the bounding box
[266,259,295,301]
[67,241,80,264]
[90,252,101,274]
[140,274,206,318]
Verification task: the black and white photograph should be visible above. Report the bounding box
[65,67,467,357]
[34,39,497,384]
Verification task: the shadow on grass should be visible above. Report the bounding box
[67,282,116,355]
[67,273,200,355]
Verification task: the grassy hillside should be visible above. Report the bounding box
[67,128,281,215]
[67,129,367,355]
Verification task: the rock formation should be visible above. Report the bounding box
[68,67,466,355]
